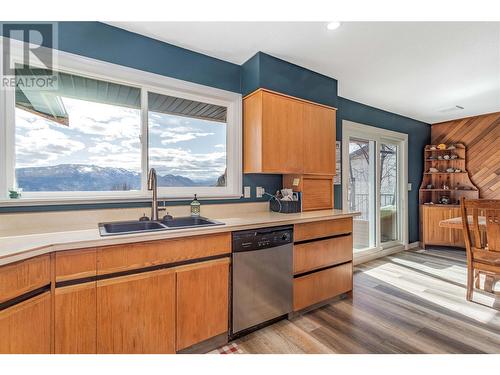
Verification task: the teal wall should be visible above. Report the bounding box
[336,98,431,243]
[1,21,430,239]
[1,22,282,212]
[241,52,338,108]
[240,52,430,243]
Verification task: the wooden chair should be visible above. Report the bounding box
[460,197,500,301]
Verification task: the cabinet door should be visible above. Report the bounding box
[54,282,97,354]
[176,259,229,351]
[97,269,175,354]
[423,207,450,245]
[303,104,336,174]
[0,292,51,354]
[449,207,466,247]
[262,92,304,173]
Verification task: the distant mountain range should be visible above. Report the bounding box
[15,164,219,191]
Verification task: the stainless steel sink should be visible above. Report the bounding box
[99,220,167,236]
[98,216,223,236]
[162,216,223,229]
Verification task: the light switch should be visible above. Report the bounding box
[244,186,251,198]
[407,183,412,191]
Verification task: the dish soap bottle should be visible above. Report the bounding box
[190,194,200,217]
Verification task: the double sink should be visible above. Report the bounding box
[98,216,224,236]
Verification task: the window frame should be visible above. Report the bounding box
[0,39,242,204]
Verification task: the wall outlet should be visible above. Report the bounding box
[244,186,251,198]
[256,186,265,198]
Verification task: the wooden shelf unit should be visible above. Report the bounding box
[419,143,478,206]
[419,143,478,248]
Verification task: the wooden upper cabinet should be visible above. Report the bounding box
[303,104,336,175]
[261,91,304,173]
[243,89,336,175]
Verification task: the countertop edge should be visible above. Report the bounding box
[0,210,360,266]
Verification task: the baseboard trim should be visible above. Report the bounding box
[405,241,420,250]
[177,333,228,354]
[353,244,405,265]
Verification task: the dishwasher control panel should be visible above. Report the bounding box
[232,226,293,252]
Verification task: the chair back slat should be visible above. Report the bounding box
[471,208,482,248]
[461,198,500,254]
[460,197,474,263]
[485,209,500,252]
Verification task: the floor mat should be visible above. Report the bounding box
[208,342,244,354]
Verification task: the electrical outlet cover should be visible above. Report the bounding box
[244,186,251,198]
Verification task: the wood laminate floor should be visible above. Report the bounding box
[232,248,500,354]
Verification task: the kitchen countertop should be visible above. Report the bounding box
[0,209,359,266]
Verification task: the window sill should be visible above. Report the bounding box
[0,194,244,208]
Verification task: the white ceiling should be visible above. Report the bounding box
[107,22,500,124]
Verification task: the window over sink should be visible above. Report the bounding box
[0,43,242,204]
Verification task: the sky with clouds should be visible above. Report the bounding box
[15,96,227,183]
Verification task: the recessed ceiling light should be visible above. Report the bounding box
[327,22,341,30]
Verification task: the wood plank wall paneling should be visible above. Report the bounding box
[432,112,500,199]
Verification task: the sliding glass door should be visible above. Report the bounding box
[343,121,408,256]
[347,138,376,251]
[379,141,401,247]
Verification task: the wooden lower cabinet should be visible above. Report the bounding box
[96,269,176,354]
[54,282,97,354]
[294,218,352,242]
[0,292,51,354]
[292,219,354,312]
[176,259,229,351]
[422,205,465,248]
[293,263,352,311]
[0,255,50,304]
[294,234,353,275]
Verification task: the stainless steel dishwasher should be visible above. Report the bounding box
[231,225,293,335]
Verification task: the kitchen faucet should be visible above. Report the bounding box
[147,168,162,221]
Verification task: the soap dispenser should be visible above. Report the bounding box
[190,194,200,217]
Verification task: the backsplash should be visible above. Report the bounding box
[0,201,268,237]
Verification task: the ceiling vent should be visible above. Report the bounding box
[438,105,465,113]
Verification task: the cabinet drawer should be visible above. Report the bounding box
[293,235,352,274]
[56,248,97,282]
[0,255,50,303]
[293,262,352,311]
[97,232,231,275]
[294,218,352,242]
